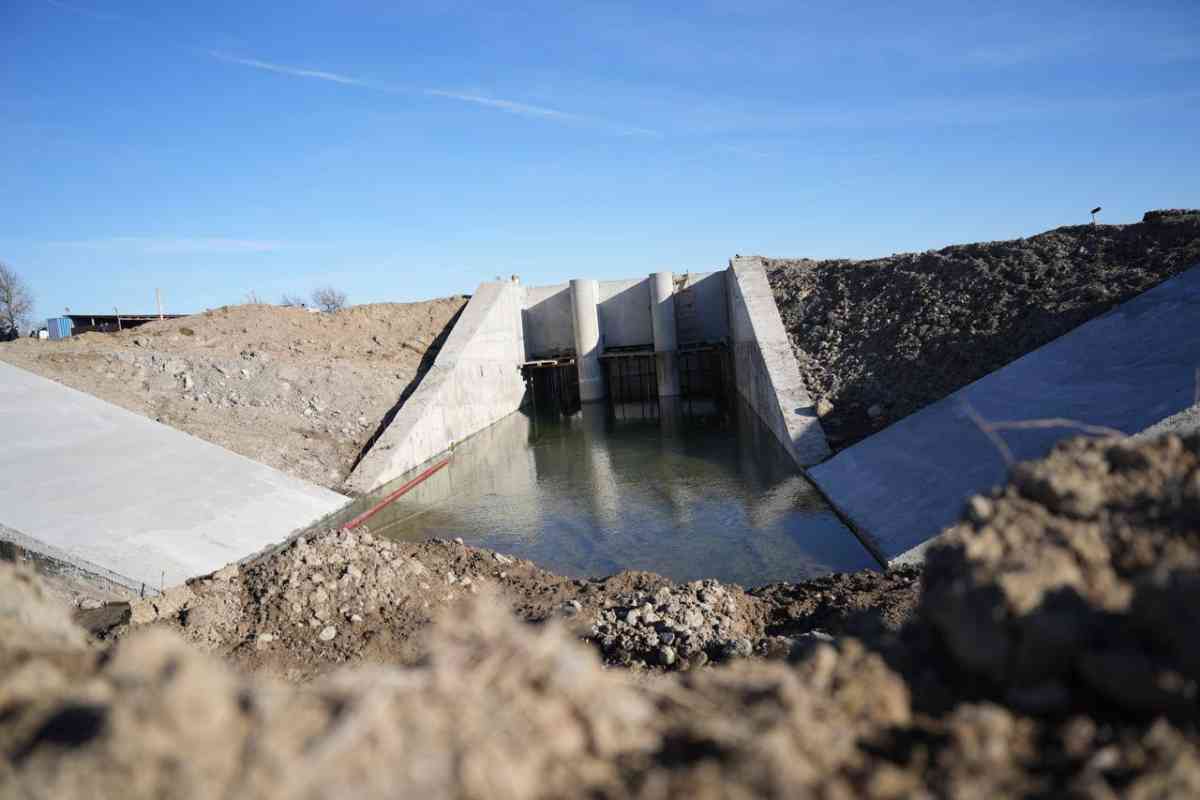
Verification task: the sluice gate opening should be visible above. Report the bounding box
[522,356,581,418]
[524,340,734,425]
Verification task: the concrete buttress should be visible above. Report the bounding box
[570,278,605,402]
[649,271,681,396]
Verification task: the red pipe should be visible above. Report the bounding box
[344,457,451,531]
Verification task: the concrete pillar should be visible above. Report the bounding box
[649,271,681,396]
[570,278,605,402]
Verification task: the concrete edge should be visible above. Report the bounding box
[727,257,831,466]
[886,407,1200,567]
[0,522,155,595]
[345,281,527,494]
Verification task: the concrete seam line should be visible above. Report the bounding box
[800,470,889,570]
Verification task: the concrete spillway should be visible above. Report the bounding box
[347,258,830,494]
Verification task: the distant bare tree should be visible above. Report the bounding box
[0,261,34,335]
[311,286,347,313]
[244,290,264,305]
[280,293,306,308]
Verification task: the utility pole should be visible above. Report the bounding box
[114,306,122,331]
[156,288,163,319]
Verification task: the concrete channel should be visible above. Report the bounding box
[345,257,830,494]
[10,256,1190,591]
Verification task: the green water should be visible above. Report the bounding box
[334,399,876,587]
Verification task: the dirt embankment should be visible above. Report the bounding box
[0,299,466,491]
[4,431,1199,797]
[99,531,920,681]
[768,208,1200,448]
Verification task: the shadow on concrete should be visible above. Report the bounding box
[598,281,653,350]
[345,302,468,488]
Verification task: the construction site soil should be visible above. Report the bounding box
[3,211,1198,795]
[0,297,467,491]
[768,209,1200,447]
[3,432,1199,797]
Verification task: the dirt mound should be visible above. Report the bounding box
[0,299,466,490]
[921,433,1200,718]
[767,209,1200,447]
[1,566,921,800]
[6,435,1200,795]
[116,526,910,679]
[750,565,921,639]
[2,475,1196,800]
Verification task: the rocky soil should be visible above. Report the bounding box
[768,208,1200,448]
[0,434,1188,797]
[0,298,466,491]
[3,431,1199,797]
[108,527,918,680]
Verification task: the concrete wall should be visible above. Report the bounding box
[351,264,819,494]
[726,257,831,467]
[345,281,528,494]
[676,271,729,345]
[598,279,654,349]
[0,362,346,590]
[810,263,1200,565]
[522,273,729,357]
[522,283,573,358]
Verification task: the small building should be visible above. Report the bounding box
[47,313,187,338]
[47,317,73,340]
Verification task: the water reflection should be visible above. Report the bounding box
[332,398,875,586]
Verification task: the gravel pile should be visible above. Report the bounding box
[767,208,1200,447]
[590,579,766,669]
[128,529,580,679]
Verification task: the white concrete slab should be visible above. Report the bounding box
[726,257,831,467]
[810,264,1200,564]
[0,362,347,590]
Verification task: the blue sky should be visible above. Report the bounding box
[2,1,1197,321]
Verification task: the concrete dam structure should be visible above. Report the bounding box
[346,258,830,494]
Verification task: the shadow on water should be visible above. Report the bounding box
[330,397,876,586]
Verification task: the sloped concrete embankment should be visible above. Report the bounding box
[0,362,346,591]
[726,257,830,466]
[345,281,527,495]
[810,263,1200,564]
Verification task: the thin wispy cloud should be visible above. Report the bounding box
[422,89,580,122]
[48,237,284,255]
[209,51,660,136]
[208,52,384,90]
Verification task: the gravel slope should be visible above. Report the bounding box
[768,208,1200,448]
